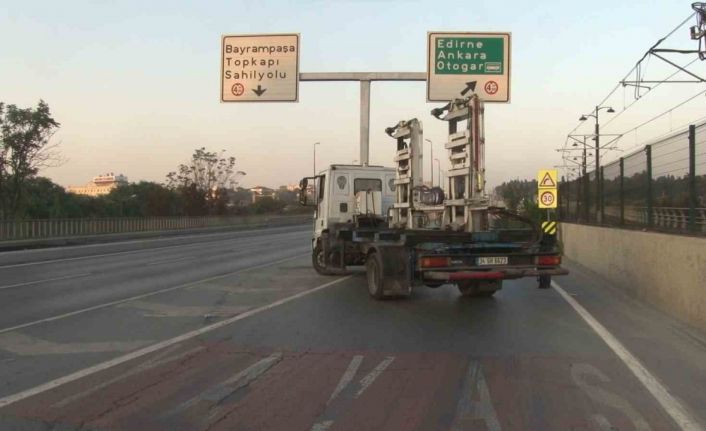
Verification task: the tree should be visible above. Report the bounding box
[0,100,61,219]
[166,148,237,215]
[251,197,285,214]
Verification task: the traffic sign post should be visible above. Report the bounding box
[427,32,511,102]
[537,169,558,210]
[221,33,300,102]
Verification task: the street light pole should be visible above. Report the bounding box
[579,106,614,222]
[313,142,320,176]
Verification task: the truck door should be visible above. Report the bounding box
[330,172,351,223]
[314,174,327,237]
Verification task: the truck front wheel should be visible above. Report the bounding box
[312,244,335,276]
[457,280,501,298]
[365,252,385,300]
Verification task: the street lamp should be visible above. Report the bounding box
[313,142,320,175]
[579,105,615,221]
[425,139,434,186]
[434,158,441,188]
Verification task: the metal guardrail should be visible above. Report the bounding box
[0,215,311,241]
[603,206,706,232]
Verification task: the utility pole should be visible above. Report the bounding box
[594,106,601,222]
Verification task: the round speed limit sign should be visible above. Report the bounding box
[539,190,556,208]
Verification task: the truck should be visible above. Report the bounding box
[299,96,568,299]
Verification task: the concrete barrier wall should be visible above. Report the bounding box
[560,223,706,332]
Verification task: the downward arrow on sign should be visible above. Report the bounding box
[253,85,267,96]
[460,81,477,96]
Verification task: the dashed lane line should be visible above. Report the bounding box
[553,281,704,431]
[0,252,307,336]
[0,273,91,290]
[0,274,352,409]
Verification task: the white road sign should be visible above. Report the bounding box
[427,32,511,103]
[221,33,300,102]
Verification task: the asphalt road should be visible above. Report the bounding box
[0,226,704,431]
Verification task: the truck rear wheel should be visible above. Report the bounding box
[457,280,501,298]
[365,252,385,300]
[538,275,551,289]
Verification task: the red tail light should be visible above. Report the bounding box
[421,256,450,268]
[537,255,561,266]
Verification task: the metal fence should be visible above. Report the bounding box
[0,214,311,242]
[559,121,706,234]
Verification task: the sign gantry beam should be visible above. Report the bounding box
[300,73,426,166]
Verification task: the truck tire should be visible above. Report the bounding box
[538,275,551,289]
[312,245,336,276]
[457,280,501,298]
[365,252,385,300]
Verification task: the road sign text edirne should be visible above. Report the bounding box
[221,33,299,102]
[427,32,511,103]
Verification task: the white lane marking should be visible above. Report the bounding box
[0,252,307,336]
[146,257,194,266]
[168,352,283,416]
[591,414,614,431]
[355,356,394,398]
[327,355,363,404]
[553,281,704,431]
[0,275,352,409]
[311,421,334,431]
[311,355,395,431]
[451,361,501,431]
[0,273,91,291]
[200,353,283,424]
[52,344,205,408]
[571,362,651,431]
[0,332,151,356]
[121,301,250,318]
[0,228,308,269]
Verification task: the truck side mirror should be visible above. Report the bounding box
[299,178,308,206]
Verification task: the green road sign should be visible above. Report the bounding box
[427,32,511,103]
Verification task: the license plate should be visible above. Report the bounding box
[477,256,508,266]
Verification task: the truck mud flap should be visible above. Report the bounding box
[376,246,413,296]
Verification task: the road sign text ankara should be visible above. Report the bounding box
[221,33,299,102]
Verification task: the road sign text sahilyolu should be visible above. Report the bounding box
[434,37,504,75]
[221,34,299,102]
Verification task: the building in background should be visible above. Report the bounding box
[68,173,128,197]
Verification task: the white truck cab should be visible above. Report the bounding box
[300,164,396,264]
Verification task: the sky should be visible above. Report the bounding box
[1,0,703,189]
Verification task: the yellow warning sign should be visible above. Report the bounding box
[541,221,558,234]
[538,189,557,209]
[537,169,557,189]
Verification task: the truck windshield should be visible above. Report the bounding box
[354,178,382,194]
